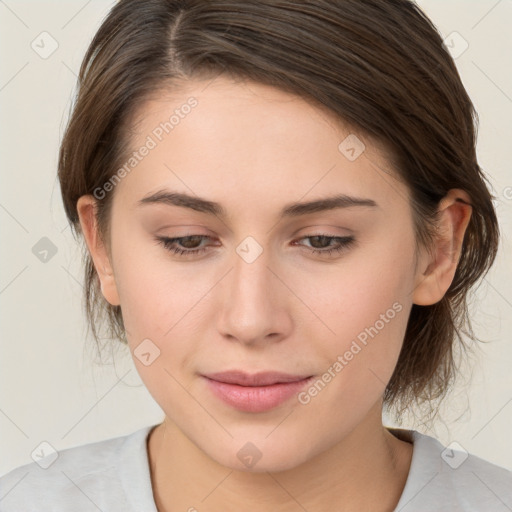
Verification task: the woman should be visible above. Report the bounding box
[1,1,510,510]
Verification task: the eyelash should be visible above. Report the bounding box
[155,234,356,258]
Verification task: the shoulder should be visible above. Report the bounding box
[0,425,158,512]
[391,428,512,512]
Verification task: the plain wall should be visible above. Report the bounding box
[1,0,511,476]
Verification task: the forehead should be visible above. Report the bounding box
[113,76,408,216]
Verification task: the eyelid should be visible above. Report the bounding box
[291,223,355,235]
[155,232,356,259]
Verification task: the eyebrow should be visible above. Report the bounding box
[137,190,378,218]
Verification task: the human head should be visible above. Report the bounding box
[59,0,498,434]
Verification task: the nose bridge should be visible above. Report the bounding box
[217,237,290,344]
[232,243,271,301]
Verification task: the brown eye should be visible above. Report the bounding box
[155,235,213,257]
[295,235,356,257]
[308,235,335,249]
[178,235,204,249]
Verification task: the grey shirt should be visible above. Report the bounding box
[1,424,511,511]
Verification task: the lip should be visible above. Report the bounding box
[202,371,314,413]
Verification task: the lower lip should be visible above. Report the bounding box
[203,376,314,413]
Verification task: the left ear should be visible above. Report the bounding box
[412,188,473,306]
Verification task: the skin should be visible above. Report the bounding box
[77,76,472,511]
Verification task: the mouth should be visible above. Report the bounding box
[201,370,315,412]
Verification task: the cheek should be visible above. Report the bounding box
[298,229,415,341]
[296,229,415,397]
[110,233,188,342]
[112,252,200,398]
[295,279,410,429]
[111,238,218,389]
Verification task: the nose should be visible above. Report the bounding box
[216,243,293,346]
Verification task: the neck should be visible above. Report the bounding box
[147,402,412,512]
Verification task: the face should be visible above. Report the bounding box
[82,76,427,472]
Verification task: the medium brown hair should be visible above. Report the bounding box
[58,0,499,420]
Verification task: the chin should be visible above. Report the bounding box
[202,433,320,474]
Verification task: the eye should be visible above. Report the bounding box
[155,233,355,259]
[293,234,356,257]
[155,235,214,257]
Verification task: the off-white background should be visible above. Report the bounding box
[0,0,511,477]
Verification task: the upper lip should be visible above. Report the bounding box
[203,371,312,386]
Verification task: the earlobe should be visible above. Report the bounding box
[76,195,121,306]
[412,189,472,306]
